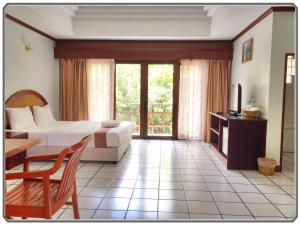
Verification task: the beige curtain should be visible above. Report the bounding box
[205,60,231,142]
[87,59,115,121]
[178,60,209,140]
[59,59,88,121]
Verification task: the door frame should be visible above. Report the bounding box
[114,60,180,140]
[279,53,295,172]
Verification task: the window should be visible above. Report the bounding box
[286,54,295,84]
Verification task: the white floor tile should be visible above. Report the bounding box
[216,202,251,216]
[132,188,158,199]
[222,215,254,219]
[92,210,126,219]
[225,176,251,184]
[248,177,274,185]
[159,212,189,219]
[211,192,241,203]
[265,193,295,204]
[79,187,108,197]
[59,209,95,220]
[77,197,102,209]
[246,203,283,217]
[255,185,285,194]
[187,201,219,214]
[206,183,234,192]
[20,139,295,222]
[190,213,222,219]
[185,190,213,201]
[231,184,260,193]
[159,189,186,200]
[98,198,130,210]
[105,188,133,198]
[160,181,184,190]
[275,204,296,218]
[126,211,157,220]
[128,199,158,211]
[159,200,188,213]
[237,193,269,204]
[183,182,208,191]
[203,176,228,184]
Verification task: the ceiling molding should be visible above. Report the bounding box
[74,5,209,20]
[5,13,56,41]
[61,5,79,17]
[232,6,295,42]
[203,5,217,17]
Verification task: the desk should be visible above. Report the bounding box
[5,139,41,169]
[209,112,267,170]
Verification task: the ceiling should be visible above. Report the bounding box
[5,4,276,40]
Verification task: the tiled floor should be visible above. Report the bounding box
[6,140,296,221]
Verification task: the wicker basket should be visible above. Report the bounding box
[243,110,260,118]
[257,158,277,176]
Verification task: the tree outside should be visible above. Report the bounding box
[116,63,173,136]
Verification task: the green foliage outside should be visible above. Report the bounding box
[116,64,173,135]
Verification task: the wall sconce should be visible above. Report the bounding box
[25,42,33,53]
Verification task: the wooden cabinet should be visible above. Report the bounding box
[209,112,267,170]
[5,132,28,170]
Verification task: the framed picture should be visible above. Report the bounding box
[242,38,253,63]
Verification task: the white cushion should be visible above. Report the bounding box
[33,105,56,126]
[7,106,36,130]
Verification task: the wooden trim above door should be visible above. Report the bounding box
[54,40,233,60]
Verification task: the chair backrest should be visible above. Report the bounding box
[55,135,92,201]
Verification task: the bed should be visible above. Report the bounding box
[5,90,134,162]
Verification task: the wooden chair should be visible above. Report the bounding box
[5,135,93,220]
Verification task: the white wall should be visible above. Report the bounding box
[4,19,59,118]
[283,83,294,152]
[5,5,74,38]
[231,14,273,116]
[210,5,270,39]
[231,11,295,165]
[266,12,295,161]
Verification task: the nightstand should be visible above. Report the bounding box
[5,132,28,170]
[6,132,28,139]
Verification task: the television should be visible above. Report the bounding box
[229,84,242,116]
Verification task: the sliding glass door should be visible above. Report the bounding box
[115,62,178,139]
[148,64,174,136]
[115,64,141,135]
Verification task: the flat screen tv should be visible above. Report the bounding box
[229,84,242,116]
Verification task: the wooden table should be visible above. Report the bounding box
[5,138,41,169]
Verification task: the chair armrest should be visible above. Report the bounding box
[23,154,62,172]
[13,147,72,180]
[6,169,51,180]
[25,154,61,162]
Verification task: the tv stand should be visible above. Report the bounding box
[209,112,267,170]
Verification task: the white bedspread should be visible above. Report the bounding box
[7,121,134,148]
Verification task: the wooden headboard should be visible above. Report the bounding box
[5,90,48,129]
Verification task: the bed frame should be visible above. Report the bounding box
[5,90,47,129]
[5,90,132,162]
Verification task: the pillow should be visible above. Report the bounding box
[101,120,120,128]
[33,104,56,126]
[6,106,36,130]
